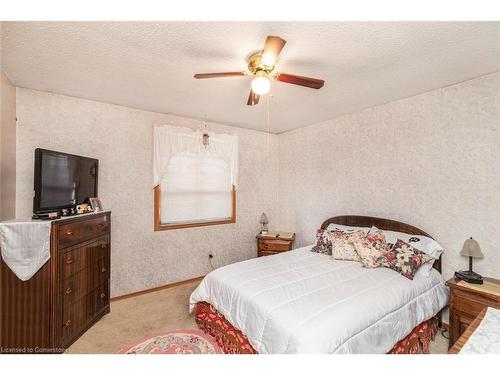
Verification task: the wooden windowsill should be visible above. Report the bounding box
[155,217,236,231]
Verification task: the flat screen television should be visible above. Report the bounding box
[33,148,98,215]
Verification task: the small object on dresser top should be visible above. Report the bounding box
[458,307,500,354]
[76,203,90,214]
[89,197,104,212]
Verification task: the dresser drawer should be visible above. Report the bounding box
[92,238,109,261]
[61,292,93,346]
[61,236,109,280]
[259,239,292,251]
[61,246,91,279]
[95,256,110,287]
[259,250,283,257]
[58,215,109,249]
[61,258,107,306]
[93,282,109,314]
[452,289,499,318]
[62,270,93,306]
[61,281,109,345]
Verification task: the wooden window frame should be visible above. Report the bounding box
[154,184,236,231]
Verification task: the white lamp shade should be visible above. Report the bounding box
[460,237,484,258]
[251,76,271,95]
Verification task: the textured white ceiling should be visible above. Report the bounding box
[1,22,499,133]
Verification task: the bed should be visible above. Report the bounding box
[190,215,449,354]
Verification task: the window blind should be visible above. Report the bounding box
[160,153,232,224]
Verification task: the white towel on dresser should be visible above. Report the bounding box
[0,221,51,281]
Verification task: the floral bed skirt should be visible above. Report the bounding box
[194,301,439,354]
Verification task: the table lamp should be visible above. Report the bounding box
[454,237,484,284]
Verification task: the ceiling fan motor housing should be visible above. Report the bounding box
[247,52,275,75]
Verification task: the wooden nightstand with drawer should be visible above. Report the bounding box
[446,277,500,349]
[257,231,295,257]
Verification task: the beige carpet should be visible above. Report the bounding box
[66,281,199,354]
[66,280,449,354]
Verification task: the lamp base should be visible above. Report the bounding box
[455,270,483,284]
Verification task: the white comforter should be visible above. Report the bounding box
[190,245,448,354]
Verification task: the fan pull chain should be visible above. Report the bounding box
[266,94,271,157]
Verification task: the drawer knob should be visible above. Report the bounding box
[100,292,106,299]
[101,244,106,249]
[65,287,72,295]
[65,257,74,264]
[64,319,72,327]
[101,267,107,273]
[65,229,73,235]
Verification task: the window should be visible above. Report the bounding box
[153,125,238,231]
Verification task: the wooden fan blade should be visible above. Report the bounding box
[247,90,260,106]
[260,36,286,66]
[194,72,246,79]
[274,73,325,89]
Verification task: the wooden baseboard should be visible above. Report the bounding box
[110,275,205,302]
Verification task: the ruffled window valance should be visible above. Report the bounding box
[153,125,239,189]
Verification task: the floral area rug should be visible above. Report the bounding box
[119,329,223,354]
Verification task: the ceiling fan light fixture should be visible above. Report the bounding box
[251,75,271,95]
[193,35,325,106]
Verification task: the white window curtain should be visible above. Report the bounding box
[153,125,238,225]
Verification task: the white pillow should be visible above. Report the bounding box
[417,262,436,279]
[370,226,443,258]
[326,223,370,234]
[370,226,443,277]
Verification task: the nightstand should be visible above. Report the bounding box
[256,231,295,257]
[446,277,500,348]
[448,307,487,354]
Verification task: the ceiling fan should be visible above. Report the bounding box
[194,35,325,106]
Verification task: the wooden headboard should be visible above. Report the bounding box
[321,215,442,273]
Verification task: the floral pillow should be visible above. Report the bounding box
[349,230,389,268]
[311,229,334,255]
[378,239,434,280]
[331,231,361,262]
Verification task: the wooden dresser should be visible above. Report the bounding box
[257,232,295,257]
[0,211,111,353]
[446,277,500,349]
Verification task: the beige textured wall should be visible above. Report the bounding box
[276,72,500,283]
[0,69,17,221]
[15,88,279,297]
